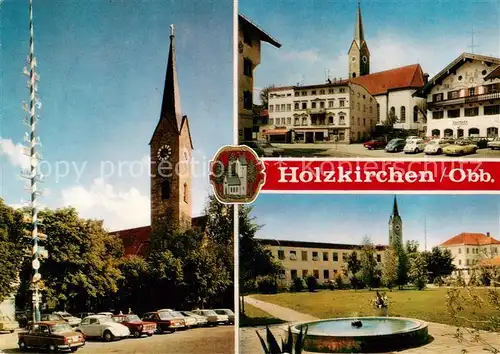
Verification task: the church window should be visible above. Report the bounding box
[183,183,188,203]
[161,180,170,200]
[243,90,252,109]
[243,58,253,77]
[400,106,406,123]
[413,106,418,122]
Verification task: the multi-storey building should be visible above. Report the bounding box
[258,239,387,286]
[264,81,378,143]
[417,53,500,139]
[238,14,281,142]
[440,232,500,282]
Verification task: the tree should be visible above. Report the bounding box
[408,252,428,290]
[259,85,275,109]
[346,251,362,289]
[422,247,455,282]
[396,244,409,290]
[115,255,149,314]
[359,237,378,290]
[381,247,398,290]
[416,100,427,124]
[306,276,318,292]
[239,205,280,314]
[0,200,26,302]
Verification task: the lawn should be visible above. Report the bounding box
[240,303,285,327]
[281,148,329,157]
[252,287,500,330]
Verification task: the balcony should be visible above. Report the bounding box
[429,91,500,107]
[308,107,326,115]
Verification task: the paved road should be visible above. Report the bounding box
[274,143,500,159]
[0,325,234,354]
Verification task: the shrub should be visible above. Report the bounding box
[306,276,318,292]
[334,273,343,289]
[433,276,444,287]
[290,277,306,292]
[257,276,278,294]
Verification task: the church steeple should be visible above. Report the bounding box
[159,24,182,133]
[348,1,370,79]
[389,195,403,248]
[392,196,399,217]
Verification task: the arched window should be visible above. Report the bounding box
[183,183,188,203]
[468,128,480,136]
[413,106,419,123]
[400,106,406,123]
[431,129,440,137]
[444,129,453,137]
[487,127,498,138]
[457,129,464,138]
[161,180,170,200]
[390,106,395,116]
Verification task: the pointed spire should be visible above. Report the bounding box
[160,24,182,132]
[354,0,365,47]
[392,196,399,217]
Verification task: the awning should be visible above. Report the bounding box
[262,129,290,135]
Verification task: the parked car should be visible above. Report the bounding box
[18,321,85,352]
[76,315,130,342]
[443,140,478,156]
[76,312,95,319]
[180,311,208,327]
[142,311,185,334]
[112,314,156,338]
[467,136,489,149]
[424,138,454,155]
[96,312,114,317]
[53,311,81,327]
[363,137,387,150]
[214,309,235,324]
[40,313,67,323]
[403,138,426,154]
[0,314,19,333]
[385,138,406,152]
[163,311,197,328]
[240,141,285,157]
[488,137,500,150]
[405,135,420,141]
[192,309,228,326]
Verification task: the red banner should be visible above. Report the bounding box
[260,159,500,192]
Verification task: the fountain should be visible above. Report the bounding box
[290,317,429,353]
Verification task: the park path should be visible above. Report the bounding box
[241,295,500,354]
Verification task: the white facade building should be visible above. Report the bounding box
[223,156,247,196]
[418,53,500,139]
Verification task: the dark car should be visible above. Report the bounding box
[112,314,156,338]
[385,138,406,152]
[241,141,284,157]
[363,137,387,150]
[18,321,85,352]
[76,312,95,319]
[467,137,489,149]
[142,312,185,334]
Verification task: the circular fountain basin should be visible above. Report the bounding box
[290,317,429,353]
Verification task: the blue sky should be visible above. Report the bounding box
[239,0,500,100]
[0,0,233,230]
[251,194,500,250]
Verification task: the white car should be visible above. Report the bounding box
[488,137,500,150]
[405,135,420,141]
[403,138,426,154]
[53,311,81,327]
[424,138,454,155]
[214,309,234,324]
[96,312,114,317]
[166,311,197,328]
[192,309,228,326]
[76,315,130,342]
[181,311,208,327]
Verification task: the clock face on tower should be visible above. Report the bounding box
[362,56,368,64]
[157,144,172,161]
[395,224,401,231]
[351,56,356,62]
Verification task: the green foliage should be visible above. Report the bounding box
[360,237,378,290]
[291,277,306,292]
[396,244,409,289]
[256,325,308,354]
[422,247,455,282]
[381,247,398,290]
[0,200,26,302]
[258,276,278,294]
[334,273,343,289]
[409,252,428,290]
[306,276,317,292]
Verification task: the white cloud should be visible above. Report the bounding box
[280,49,321,63]
[61,178,150,231]
[0,138,29,168]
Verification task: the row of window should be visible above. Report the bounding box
[289,269,340,280]
[458,258,480,266]
[388,106,420,123]
[457,247,497,254]
[430,127,498,138]
[270,115,347,126]
[294,88,347,97]
[277,250,382,263]
[432,105,500,119]
[432,84,500,102]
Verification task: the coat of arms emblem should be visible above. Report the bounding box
[209,145,266,204]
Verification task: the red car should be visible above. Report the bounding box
[363,138,387,150]
[112,314,156,338]
[142,312,185,334]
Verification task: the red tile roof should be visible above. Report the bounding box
[440,232,500,247]
[351,64,425,96]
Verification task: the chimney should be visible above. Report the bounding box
[423,73,429,84]
[487,232,491,237]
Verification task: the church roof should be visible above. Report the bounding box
[111,216,208,257]
[238,14,281,48]
[416,53,500,96]
[440,232,500,247]
[351,64,425,96]
[392,196,399,216]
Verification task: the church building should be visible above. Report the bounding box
[111,26,205,256]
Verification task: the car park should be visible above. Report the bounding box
[142,311,185,333]
[363,137,387,150]
[214,309,234,324]
[163,310,197,328]
[18,321,85,352]
[180,311,208,327]
[0,314,19,333]
[488,137,500,150]
[76,315,130,342]
[384,138,406,152]
[192,309,228,326]
[240,141,284,157]
[53,311,81,327]
[96,312,114,317]
[424,138,454,155]
[76,312,94,319]
[403,138,426,154]
[112,314,156,338]
[443,140,478,156]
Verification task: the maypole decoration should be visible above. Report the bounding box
[21,0,45,323]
